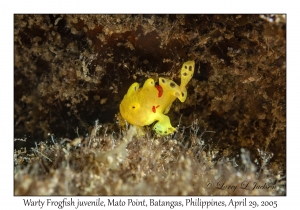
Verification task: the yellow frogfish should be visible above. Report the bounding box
[119,60,195,135]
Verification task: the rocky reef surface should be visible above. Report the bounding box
[14,14,286,195]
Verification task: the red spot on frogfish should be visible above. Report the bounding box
[155,85,163,97]
[152,105,160,113]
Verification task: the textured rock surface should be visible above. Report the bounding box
[14,14,286,195]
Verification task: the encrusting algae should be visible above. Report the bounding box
[120,61,195,135]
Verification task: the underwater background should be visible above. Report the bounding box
[14,14,286,195]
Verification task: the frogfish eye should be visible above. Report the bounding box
[130,103,140,110]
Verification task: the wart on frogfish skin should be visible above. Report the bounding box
[155,85,163,97]
[119,60,195,135]
[152,105,160,113]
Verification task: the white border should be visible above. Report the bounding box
[3,0,296,209]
